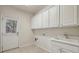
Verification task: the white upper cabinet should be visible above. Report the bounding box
[31,13,42,29]
[48,6,59,27]
[60,5,77,27]
[31,5,79,29]
[36,14,42,28]
[31,15,37,29]
[77,6,79,25]
[42,10,49,28]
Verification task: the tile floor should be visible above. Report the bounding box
[3,45,48,53]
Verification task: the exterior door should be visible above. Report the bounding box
[1,16,19,51]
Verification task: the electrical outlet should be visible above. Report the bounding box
[42,33,46,36]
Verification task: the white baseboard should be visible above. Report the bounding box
[34,44,50,52]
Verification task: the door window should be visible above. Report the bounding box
[6,20,17,33]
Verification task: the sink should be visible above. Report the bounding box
[54,35,79,44]
[62,38,79,43]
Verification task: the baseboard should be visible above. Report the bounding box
[34,44,50,53]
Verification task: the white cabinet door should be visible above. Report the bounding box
[31,16,37,29]
[32,13,42,29]
[36,14,42,28]
[51,40,79,53]
[0,31,2,52]
[0,40,1,52]
[77,6,79,25]
[60,5,77,26]
[0,17,2,52]
[59,48,73,53]
[49,6,59,27]
[0,38,1,52]
[51,44,60,53]
[42,10,49,28]
[51,41,61,53]
[35,36,51,52]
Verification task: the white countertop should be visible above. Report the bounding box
[50,37,79,47]
[35,35,79,47]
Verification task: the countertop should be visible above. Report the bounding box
[50,37,79,47]
[35,35,79,47]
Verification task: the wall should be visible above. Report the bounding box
[33,27,79,52]
[0,6,34,48]
[33,27,79,39]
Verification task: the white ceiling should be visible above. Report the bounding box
[13,5,47,14]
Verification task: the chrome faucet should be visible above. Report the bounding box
[64,34,68,39]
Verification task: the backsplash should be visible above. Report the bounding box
[32,27,79,38]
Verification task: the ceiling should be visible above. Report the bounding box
[13,5,47,14]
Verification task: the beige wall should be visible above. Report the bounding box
[0,6,34,48]
[33,27,79,38]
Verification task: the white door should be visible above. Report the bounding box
[49,6,59,27]
[1,16,19,51]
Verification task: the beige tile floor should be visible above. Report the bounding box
[3,45,48,53]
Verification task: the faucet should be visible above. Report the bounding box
[63,34,68,39]
[42,33,46,36]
